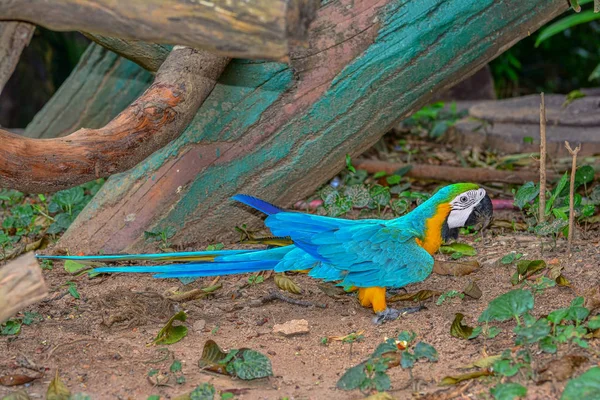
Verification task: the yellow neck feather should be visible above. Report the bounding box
[415,203,452,255]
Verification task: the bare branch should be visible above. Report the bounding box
[564,141,581,257]
[0,22,35,94]
[0,47,230,193]
[539,92,547,222]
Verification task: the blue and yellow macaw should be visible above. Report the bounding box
[38,183,492,323]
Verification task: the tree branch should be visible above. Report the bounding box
[354,159,558,184]
[0,0,320,61]
[0,47,230,193]
[0,22,35,95]
[82,33,170,73]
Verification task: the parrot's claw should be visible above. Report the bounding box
[372,305,426,324]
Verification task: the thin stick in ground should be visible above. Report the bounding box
[564,141,581,257]
[539,92,547,223]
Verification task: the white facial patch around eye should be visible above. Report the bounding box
[447,188,486,229]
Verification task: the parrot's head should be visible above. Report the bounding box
[429,183,493,241]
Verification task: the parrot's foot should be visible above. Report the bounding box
[372,305,426,324]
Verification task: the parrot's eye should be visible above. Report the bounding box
[460,196,468,203]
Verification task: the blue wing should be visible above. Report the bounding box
[265,212,434,288]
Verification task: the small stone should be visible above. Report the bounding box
[193,320,206,332]
[272,319,310,336]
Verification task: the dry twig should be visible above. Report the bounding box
[564,141,581,257]
[539,92,547,223]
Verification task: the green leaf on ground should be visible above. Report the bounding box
[440,243,477,256]
[479,289,534,323]
[64,260,87,274]
[491,382,527,400]
[561,367,600,400]
[413,342,438,362]
[154,311,188,345]
[198,340,272,380]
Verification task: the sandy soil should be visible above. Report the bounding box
[1,227,599,399]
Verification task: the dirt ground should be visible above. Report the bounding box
[2,225,599,399]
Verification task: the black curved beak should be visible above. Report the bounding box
[442,194,493,242]
[465,194,493,229]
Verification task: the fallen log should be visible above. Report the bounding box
[0,253,48,325]
[0,47,230,192]
[0,22,35,94]
[0,0,319,61]
[56,0,568,253]
[354,159,559,184]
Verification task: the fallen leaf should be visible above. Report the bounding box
[46,371,70,400]
[511,259,547,285]
[198,340,229,375]
[274,273,303,294]
[388,290,441,303]
[64,260,88,274]
[1,390,30,400]
[365,393,396,400]
[434,260,480,276]
[440,369,493,385]
[317,283,346,298]
[458,354,502,370]
[440,243,477,256]
[462,281,482,299]
[153,311,188,345]
[450,313,475,339]
[556,274,571,287]
[0,374,38,386]
[491,220,527,230]
[164,284,222,301]
[197,340,273,380]
[536,354,588,383]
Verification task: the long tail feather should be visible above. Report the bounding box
[90,245,295,278]
[35,249,259,263]
[94,259,277,278]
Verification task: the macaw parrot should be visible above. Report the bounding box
[37,183,492,323]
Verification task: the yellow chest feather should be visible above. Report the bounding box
[415,203,452,255]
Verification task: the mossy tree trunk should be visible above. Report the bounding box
[54,0,568,253]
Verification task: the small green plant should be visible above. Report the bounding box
[514,167,597,246]
[40,258,54,270]
[436,290,464,305]
[337,331,437,394]
[247,274,264,285]
[402,101,466,138]
[170,360,186,384]
[144,226,177,249]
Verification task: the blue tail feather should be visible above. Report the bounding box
[232,194,284,216]
[36,249,258,262]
